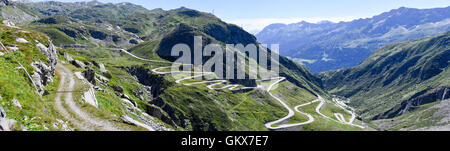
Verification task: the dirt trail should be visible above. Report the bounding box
[55,64,129,131]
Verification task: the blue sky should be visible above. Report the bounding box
[32,0,450,33]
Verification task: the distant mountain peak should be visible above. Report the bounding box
[87,0,102,5]
[317,20,333,24]
[256,6,450,73]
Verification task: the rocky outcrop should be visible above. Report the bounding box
[121,103,171,131]
[125,66,189,128]
[93,61,107,73]
[132,87,149,101]
[374,87,450,120]
[64,52,74,62]
[12,98,22,109]
[126,66,170,99]
[96,73,109,84]
[120,115,153,131]
[1,19,15,28]
[83,68,96,85]
[81,87,98,108]
[0,106,17,131]
[0,0,10,6]
[148,97,189,128]
[71,60,86,69]
[32,41,59,95]
[112,85,124,93]
[31,61,53,95]
[142,103,177,127]
[16,38,29,43]
[93,61,111,78]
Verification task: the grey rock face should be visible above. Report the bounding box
[126,66,169,99]
[375,87,450,120]
[125,66,189,128]
[12,98,22,109]
[112,85,124,93]
[31,61,53,95]
[0,0,10,6]
[132,87,148,101]
[120,93,131,100]
[29,41,58,95]
[96,74,109,83]
[93,61,111,78]
[1,19,15,27]
[36,41,58,74]
[93,61,108,73]
[0,106,17,131]
[81,87,98,108]
[64,52,74,62]
[16,38,29,44]
[83,68,96,85]
[71,60,86,69]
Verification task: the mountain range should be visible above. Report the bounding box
[0,0,449,131]
[319,32,449,129]
[1,0,362,131]
[256,6,450,73]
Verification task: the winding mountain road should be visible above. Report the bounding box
[121,49,365,130]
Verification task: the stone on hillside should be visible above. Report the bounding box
[36,42,58,74]
[64,52,74,62]
[93,86,102,91]
[83,68,96,86]
[103,72,112,79]
[16,38,29,44]
[112,85,124,93]
[120,115,153,131]
[1,20,15,27]
[132,88,147,101]
[84,61,92,68]
[0,52,4,56]
[96,74,109,83]
[120,93,131,100]
[98,63,108,73]
[31,61,53,95]
[81,87,98,108]
[6,45,18,52]
[74,72,84,80]
[71,60,86,69]
[6,47,18,52]
[12,98,22,109]
[93,61,109,78]
[0,106,17,131]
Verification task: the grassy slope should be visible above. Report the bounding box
[19,2,353,131]
[319,32,450,121]
[371,101,444,131]
[0,24,65,130]
[59,47,174,130]
[271,81,364,131]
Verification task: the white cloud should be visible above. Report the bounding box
[224,16,363,34]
